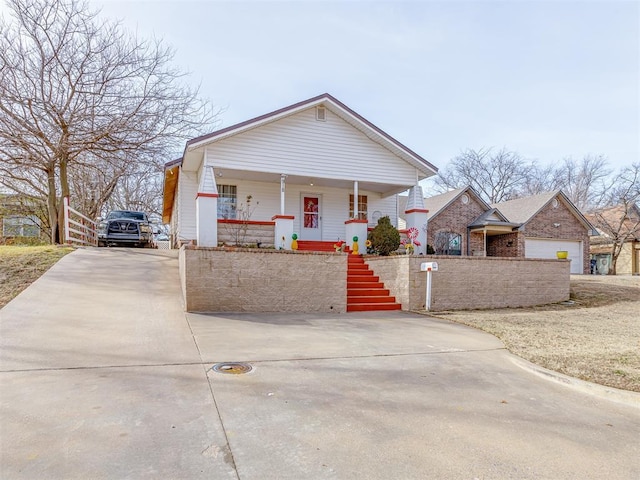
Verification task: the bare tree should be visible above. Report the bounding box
[520,163,559,196]
[436,147,536,203]
[0,0,218,243]
[587,163,640,274]
[552,155,611,211]
[103,168,165,219]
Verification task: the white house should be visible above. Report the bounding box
[162,93,437,253]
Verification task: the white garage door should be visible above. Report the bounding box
[525,239,583,274]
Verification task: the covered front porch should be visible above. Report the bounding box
[467,209,522,257]
[186,162,429,253]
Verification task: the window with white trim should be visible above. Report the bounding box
[349,194,368,220]
[217,185,237,219]
[435,232,461,255]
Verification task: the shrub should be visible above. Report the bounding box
[369,216,400,256]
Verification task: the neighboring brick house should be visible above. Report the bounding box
[493,191,594,274]
[400,186,594,274]
[586,204,640,275]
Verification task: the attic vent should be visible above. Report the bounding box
[461,194,470,205]
[316,106,326,121]
[552,198,559,209]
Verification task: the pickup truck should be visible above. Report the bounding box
[97,210,154,248]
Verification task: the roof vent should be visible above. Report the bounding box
[316,106,326,121]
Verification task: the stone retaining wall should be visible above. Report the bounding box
[180,246,347,312]
[366,255,570,311]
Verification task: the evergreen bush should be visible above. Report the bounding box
[369,216,400,256]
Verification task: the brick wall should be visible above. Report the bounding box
[487,232,523,257]
[367,255,570,311]
[524,200,590,274]
[180,246,347,312]
[469,232,485,255]
[428,196,486,255]
[180,248,570,313]
[218,221,275,247]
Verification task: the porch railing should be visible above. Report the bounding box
[63,196,98,246]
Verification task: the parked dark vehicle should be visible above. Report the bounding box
[98,210,154,248]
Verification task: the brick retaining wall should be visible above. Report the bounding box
[180,246,347,312]
[180,248,570,313]
[366,255,570,311]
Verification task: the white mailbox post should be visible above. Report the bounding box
[420,262,438,311]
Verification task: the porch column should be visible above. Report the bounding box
[353,180,359,217]
[280,174,286,216]
[405,185,428,255]
[196,166,218,247]
[345,219,368,253]
[273,173,295,249]
[273,215,295,250]
[483,228,487,256]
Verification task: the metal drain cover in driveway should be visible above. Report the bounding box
[211,362,253,374]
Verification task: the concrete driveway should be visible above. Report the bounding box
[1,248,639,479]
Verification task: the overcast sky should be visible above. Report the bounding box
[21,1,640,172]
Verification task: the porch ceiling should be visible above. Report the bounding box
[212,167,411,196]
[469,225,519,236]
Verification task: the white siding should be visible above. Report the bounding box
[219,178,400,242]
[368,195,398,229]
[205,108,418,185]
[177,169,198,242]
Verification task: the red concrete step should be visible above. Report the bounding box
[347,269,375,276]
[347,269,376,277]
[347,275,380,288]
[348,295,397,304]
[296,241,336,251]
[347,281,385,289]
[296,240,355,253]
[347,303,402,312]
[348,288,390,296]
[348,263,369,270]
[346,255,402,312]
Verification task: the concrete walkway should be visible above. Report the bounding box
[1,248,639,479]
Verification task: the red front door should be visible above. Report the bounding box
[301,194,322,240]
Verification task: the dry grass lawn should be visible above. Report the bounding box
[0,245,74,308]
[428,275,640,393]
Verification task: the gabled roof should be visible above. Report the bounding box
[174,93,438,176]
[490,191,558,224]
[468,208,518,228]
[586,203,640,241]
[398,186,490,221]
[491,190,596,233]
[423,186,490,220]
